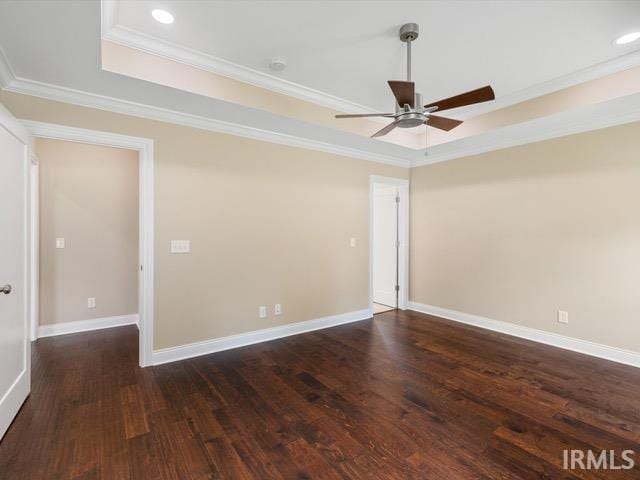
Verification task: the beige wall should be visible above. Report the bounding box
[36,138,139,325]
[2,92,408,349]
[410,121,640,352]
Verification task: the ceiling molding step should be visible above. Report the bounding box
[413,92,640,167]
[456,49,640,119]
[102,24,385,118]
[0,43,15,88]
[4,77,411,168]
[100,1,640,123]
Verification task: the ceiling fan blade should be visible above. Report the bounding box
[335,113,395,118]
[426,115,464,131]
[388,81,415,108]
[371,121,398,138]
[424,85,495,112]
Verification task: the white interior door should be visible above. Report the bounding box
[372,184,398,308]
[0,111,30,440]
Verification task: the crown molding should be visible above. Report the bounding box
[101,1,640,123]
[100,0,118,37]
[100,1,413,129]
[454,49,640,119]
[4,34,640,171]
[103,24,386,118]
[5,74,640,171]
[4,76,411,168]
[0,44,15,88]
[412,92,640,167]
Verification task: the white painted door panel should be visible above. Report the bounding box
[373,185,398,308]
[0,120,30,440]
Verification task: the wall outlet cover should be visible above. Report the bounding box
[88,297,96,309]
[56,238,65,249]
[275,304,282,315]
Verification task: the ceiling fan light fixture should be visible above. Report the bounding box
[615,32,640,45]
[152,9,174,24]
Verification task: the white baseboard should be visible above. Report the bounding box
[152,308,372,366]
[407,301,640,368]
[0,368,28,440]
[37,314,139,338]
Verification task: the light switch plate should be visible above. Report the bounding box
[350,237,356,247]
[275,304,282,315]
[259,306,267,318]
[171,240,190,254]
[87,297,96,309]
[56,237,65,249]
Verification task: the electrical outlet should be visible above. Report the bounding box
[88,297,96,309]
[259,306,267,318]
[350,237,356,247]
[56,237,65,249]
[558,310,569,324]
[274,304,282,315]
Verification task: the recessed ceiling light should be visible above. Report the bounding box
[615,32,640,45]
[152,9,174,24]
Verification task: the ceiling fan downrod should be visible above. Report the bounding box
[399,23,419,82]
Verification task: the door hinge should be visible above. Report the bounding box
[396,240,401,248]
[395,196,400,203]
[395,285,400,292]
[140,265,143,271]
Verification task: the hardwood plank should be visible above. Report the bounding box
[0,311,638,479]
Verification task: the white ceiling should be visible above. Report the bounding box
[0,0,418,165]
[113,0,640,113]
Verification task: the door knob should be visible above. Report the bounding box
[1,284,11,294]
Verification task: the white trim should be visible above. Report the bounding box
[28,157,38,341]
[413,92,640,167]
[369,176,409,312]
[456,49,640,119]
[4,63,640,170]
[0,44,15,89]
[407,302,640,369]
[101,1,640,122]
[38,314,139,338]
[6,77,409,168]
[22,120,154,367]
[100,0,118,37]
[152,308,372,365]
[0,101,29,146]
[0,368,28,439]
[102,21,384,118]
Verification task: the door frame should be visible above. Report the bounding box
[22,120,155,367]
[369,175,409,312]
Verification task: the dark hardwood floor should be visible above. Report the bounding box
[1,310,639,479]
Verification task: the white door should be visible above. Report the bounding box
[372,184,398,308]
[0,109,30,440]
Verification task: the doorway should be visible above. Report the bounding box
[23,121,154,367]
[369,175,409,315]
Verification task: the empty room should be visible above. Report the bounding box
[0,1,639,479]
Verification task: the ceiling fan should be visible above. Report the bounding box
[335,23,495,150]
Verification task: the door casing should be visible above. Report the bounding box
[369,175,409,312]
